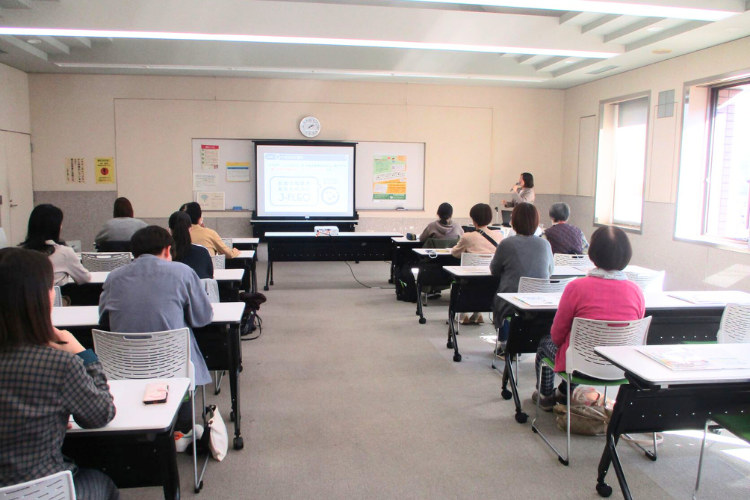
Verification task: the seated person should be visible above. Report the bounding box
[543,202,588,255]
[21,204,91,286]
[533,226,645,410]
[451,203,503,324]
[99,226,213,387]
[184,202,240,258]
[0,248,118,500]
[490,203,553,350]
[169,211,213,280]
[94,197,147,247]
[419,202,464,242]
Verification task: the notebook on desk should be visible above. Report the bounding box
[637,346,750,371]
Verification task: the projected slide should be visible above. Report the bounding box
[256,144,355,218]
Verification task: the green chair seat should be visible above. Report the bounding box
[713,414,750,443]
[541,357,628,388]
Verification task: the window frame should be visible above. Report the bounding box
[593,90,651,235]
[674,68,750,254]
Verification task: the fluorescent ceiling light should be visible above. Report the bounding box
[399,0,739,21]
[53,62,549,82]
[0,27,617,58]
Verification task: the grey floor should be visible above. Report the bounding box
[123,252,750,500]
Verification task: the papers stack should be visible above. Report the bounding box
[637,346,750,371]
[513,294,561,306]
[668,292,750,305]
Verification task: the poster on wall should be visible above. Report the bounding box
[193,173,217,190]
[372,155,407,201]
[226,162,251,182]
[200,144,219,170]
[194,191,225,211]
[66,158,85,184]
[95,157,115,184]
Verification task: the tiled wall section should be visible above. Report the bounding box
[491,192,750,293]
[32,191,471,251]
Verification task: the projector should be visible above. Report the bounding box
[314,226,339,236]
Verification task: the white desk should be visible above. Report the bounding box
[52,302,244,328]
[85,269,243,285]
[265,231,401,237]
[391,236,417,243]
[68,378,190,434]
[227,250,256,293]
[592,344,750,500]
[230,237,259,245]
[412,248,454,256]
[235,250,255,259]
[498,290,750,312]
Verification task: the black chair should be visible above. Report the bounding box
[415,237,460,324]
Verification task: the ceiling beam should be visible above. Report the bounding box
[559,11,582,25]
[604,18,663,43]
[515,54,535,63]
[581,14,622,34]
[533,56,567,71]
[0,35,48,60]
[65,37,92,49]
[0,0,31,8]
[551,58,598,77]
[625,20,710,52]
[38,36,70,55]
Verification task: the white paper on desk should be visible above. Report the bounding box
[514,294,560,306]
[460,266,490,274]
[637,346,750,371]
[668,292,749,305]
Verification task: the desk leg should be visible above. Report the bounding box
[447,309,461,362]
[251,258,257,293]
[159,433,180,500]
[264,260,272,291]
[416,278,425,324]
[595,386,633,499]
[502,358,528,424]
[228,324,244,450]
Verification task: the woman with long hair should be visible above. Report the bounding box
[168,210,213,279]
[0,248,118,499]
[21,204,91,286]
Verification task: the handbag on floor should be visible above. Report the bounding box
[553,403,612,436]
[198,405,229,461]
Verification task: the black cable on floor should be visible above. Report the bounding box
[343,261,395,289]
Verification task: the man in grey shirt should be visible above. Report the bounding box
[99,226,213,385]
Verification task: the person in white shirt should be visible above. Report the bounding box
[20,204,91,286]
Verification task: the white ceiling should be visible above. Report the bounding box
[0,0,749,88]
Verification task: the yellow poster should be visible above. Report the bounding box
[373,155,407,201]
[95,157,115,184]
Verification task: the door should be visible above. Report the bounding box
[0,131,33,246]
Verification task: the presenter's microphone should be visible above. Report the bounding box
[510,182,520,192]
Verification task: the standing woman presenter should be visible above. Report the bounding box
[503,172,535,207]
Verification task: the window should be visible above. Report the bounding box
[594,94,649,231]
[675,72,750,250]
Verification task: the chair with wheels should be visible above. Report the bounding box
[414,238,459,324]
[625,270,665,292]
[92,328,209,493]
[0,470,75,500]
[211,255,226,270]
[531,316,652,466]
[81,252,131,272]
[554,254,593,267]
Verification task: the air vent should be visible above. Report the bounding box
[587,65,619,75]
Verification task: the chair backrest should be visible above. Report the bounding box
[0,470,75,500]
[625,270,665,292]
[201,278,221,303]
[211,254,226,270]
[518,276,576,293]
[423,237,459,249]
[53,286,63,307]
[92,328,191,381]
[566,316,652,379]
[81,252,131,272]
[221,238,232,248]
[554,254,593,267]
[718,303,750,344]
[460,253,493,267]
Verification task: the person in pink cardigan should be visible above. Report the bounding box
[532,226,645,411]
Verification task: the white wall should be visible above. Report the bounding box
[560,36,750,291]
[28,75,564,220]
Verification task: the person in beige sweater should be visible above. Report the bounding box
[184,202,240,258]
[451,203,503,324]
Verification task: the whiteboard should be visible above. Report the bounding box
[191,139,254,211]
[355,142,425,210]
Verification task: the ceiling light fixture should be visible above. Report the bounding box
[26,39,42,44]
[0,27,617,59]
[399,0,738,21]
[646,27,665,32]
[52,62,550,82]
